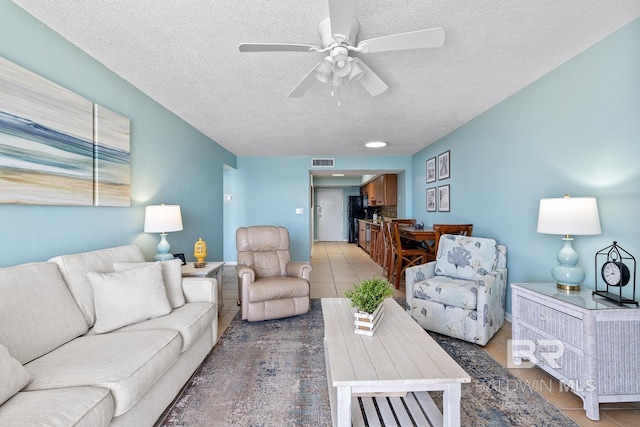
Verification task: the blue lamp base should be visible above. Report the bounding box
[154,233,175,261]
[552,237,585,291]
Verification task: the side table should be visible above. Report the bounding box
[181,262,224,312]
[511,282,640,420]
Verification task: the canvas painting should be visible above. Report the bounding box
[0,56,131,206]
[94,104,131,206]
[0,56,94,205]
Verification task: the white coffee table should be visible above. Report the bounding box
[322,298,470,427]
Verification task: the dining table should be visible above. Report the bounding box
[397,225,436,255]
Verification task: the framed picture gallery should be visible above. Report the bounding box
[426,187,436,212]
[438,184,450,212]
[437,150,450,180]
[426,157,436,183]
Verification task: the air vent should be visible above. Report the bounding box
[312,158,335,168]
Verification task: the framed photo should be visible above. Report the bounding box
[174,253,186,265]
[438,185,450,212]
[426,157,436,183]
[426,187,437,212]
[437,150,450,180]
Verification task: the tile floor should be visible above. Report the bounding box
[218,241,640,427]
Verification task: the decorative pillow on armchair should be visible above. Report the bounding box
[434,235,497,280]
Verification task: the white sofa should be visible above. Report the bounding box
[0,245,218,426]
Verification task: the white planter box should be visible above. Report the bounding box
[354,303,384,336]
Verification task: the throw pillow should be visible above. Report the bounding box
[88,263,172,334]
[434,235,498,280]
[114,259,185,308]
[0,343,31,405]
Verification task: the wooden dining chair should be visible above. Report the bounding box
[389,222,430,289]
[390,218,423,249]
[382,222,394,281]
[428,224,473,261]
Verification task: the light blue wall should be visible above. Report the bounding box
[411,19,640,312]
[0,2,236,267]
[223,157,312,262]
[223,155,412,262]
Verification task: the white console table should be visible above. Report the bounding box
[511,283,640,421]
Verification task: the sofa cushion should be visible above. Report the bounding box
[0,344,30,405]
[24,329,181,417]
[88,263,172,334]
[0,262,88,364]
[114,259,185,308]
[413,276,479,310]
[116,302,215,352]
[49,245,146,326]
[434,235,498,280]
[0,387,114,427]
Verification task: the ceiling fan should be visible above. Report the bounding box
[239,0,445,98]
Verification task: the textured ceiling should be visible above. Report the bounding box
[11,1,640,157]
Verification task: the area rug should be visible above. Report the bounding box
[158,299,578,426]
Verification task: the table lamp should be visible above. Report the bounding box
[537,194,601,290]
[144,204,183,261]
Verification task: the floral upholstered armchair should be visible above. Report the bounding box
[405,234,507,346]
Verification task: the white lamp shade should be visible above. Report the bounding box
[537,197,601,236]
[144,205,183,233]
[332,53,351,77]
[314,58,332,83]
[348,59,364,82]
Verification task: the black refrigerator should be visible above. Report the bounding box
[347,196,366,243]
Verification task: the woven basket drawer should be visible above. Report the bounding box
[517,325,583,389]
[516,297,583,349]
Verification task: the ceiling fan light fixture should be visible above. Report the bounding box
[331,47,351,77]
[365,141,387,148]
[314,57,333,83]
[347,58,364,82]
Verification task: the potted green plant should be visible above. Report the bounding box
[344,277,394,336]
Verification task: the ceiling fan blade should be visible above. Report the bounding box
[288,64,321,98]
[239,43,318,53]
[357,27,445,53]
[353,59,388,96]
[328,0,356,42]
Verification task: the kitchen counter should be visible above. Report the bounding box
[357,220,385,263]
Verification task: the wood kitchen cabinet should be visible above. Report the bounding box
[358,220,368,252]
[362,174,397,207]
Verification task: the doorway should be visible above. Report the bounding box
[316,189,343,241]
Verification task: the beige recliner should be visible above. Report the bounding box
[236,226,311,321]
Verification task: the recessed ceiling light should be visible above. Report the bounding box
[365,141,387,148]
[331,173,345,177]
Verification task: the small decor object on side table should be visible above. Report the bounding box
[173,253,186,265]
[594,241,638,306]
[194,238,207,268]
[344,278,394,336]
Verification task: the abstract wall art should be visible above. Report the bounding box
[94,104,130,206]
[0,55,130,206]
